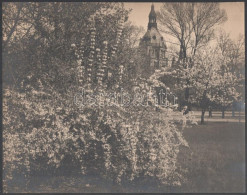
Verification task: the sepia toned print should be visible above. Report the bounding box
[2,2,245,193]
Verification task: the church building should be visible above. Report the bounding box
[138,4,168,78]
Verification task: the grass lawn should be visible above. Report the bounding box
[7,122,245,193]
[175,122,245,193]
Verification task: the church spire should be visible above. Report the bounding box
[148,3,157,30]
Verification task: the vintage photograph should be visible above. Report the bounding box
[2,1,245,193]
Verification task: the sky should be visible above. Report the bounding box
[124,2,244,47]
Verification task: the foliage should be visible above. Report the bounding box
[3,2,190,193]
[216,31,245,103]
[3,85,190,192]
[157,3,228,104]
[2,2,130,89]
[148,42,243,123]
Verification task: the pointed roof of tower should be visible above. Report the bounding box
[149,3,156,18]
[148,4,157,30]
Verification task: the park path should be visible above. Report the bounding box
[192,111,245,123]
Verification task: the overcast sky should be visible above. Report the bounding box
[124,2,244,47]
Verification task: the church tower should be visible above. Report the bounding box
[139,4,168,78]
[148,3,157,30]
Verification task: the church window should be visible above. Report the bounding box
[152,35,156,40]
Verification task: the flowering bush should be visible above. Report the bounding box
[3,83,190,192]
[3,6,190,193]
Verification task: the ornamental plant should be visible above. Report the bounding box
[3,9,190,193]
[3,86,190,191]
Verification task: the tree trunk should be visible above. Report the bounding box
[222,107,225,118]
[209,110,212,118]
[232,105,235,117]
[239,110,241,122]
[201,110,205,124]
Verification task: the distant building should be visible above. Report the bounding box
[138,4,168,78]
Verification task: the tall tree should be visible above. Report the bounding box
[3,2,130,92]
[214,31,245,117]
[157,3,227,104]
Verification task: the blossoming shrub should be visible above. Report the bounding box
[3,3,192,192]
[3,86,189,192]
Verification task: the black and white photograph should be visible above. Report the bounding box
[2,1,245,193]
